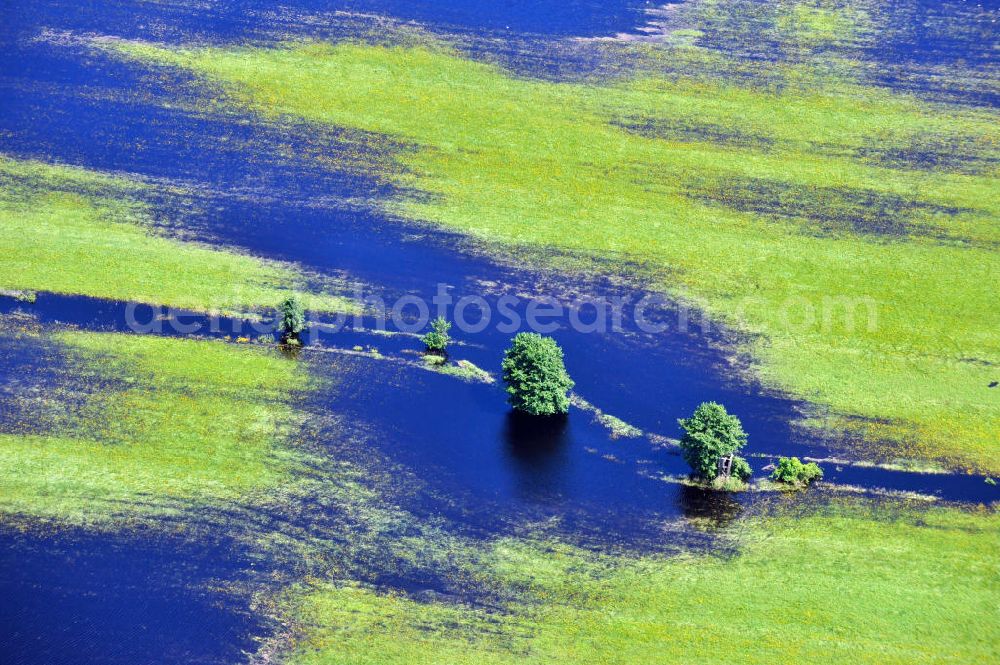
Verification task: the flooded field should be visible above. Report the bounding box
[1,0,997,663]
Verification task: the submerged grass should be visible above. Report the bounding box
[0,329,311,524]
[107,9,1000,471]
[0,156,357,315]
[279,502,999,665]
[0,321,503,588]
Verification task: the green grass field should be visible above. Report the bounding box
[280,503,999,665]
[5,327,995,664]
[0,156,357,315]
[0,322,486,573]
[107,8,999,472]
[0,329,312,524]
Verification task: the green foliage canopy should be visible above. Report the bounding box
[730,455,753,482]
[771,457,824,485]
[678,402,750,480]
[422,317,452,353]
[278,296,306,343]
[501,333,574,416]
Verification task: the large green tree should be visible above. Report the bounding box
[677,402,750,480]
[501,333,574,416]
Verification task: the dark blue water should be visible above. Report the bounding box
[1,0,656,43]
[0,527,263,665]
[867,0,1000,105]
[869,0,1000,68]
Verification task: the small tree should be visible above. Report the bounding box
[422,317,451,354]
[771,457,823,486]
[502,333,574,416]
[277,296,306,345]
[678,402,750,481]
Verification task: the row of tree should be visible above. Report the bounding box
[485,329,820,489]
[277,301,819,489]
[484,329,760,486]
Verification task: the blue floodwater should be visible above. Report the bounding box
[0,528,262,665]
[866,0,1000,105]
[1,1,997,663]
[869,0,1000,67]
[1,0,656,42]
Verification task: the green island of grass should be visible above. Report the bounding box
[0,155,358,316]
[0,328,313,524]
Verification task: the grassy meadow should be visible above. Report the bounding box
[0,156,357,315]
[0,328,315,525]
[107,0,1000,472]
[279,503,999,665]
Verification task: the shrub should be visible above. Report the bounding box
[730,455,753,482]
[422,317,451,354]
[771,457,823,486]
[501,333,574,416]
[708,455,752,491]
[677,402,749,480]
[277,296,306,345]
